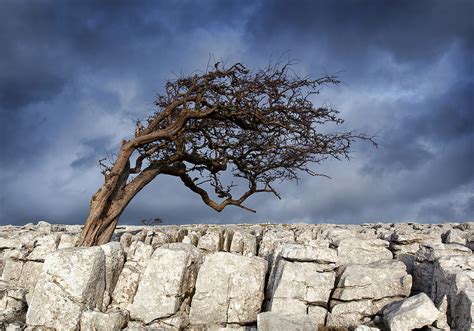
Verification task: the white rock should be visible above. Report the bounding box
[383,293,440,330]
[27,233,60,261]
[258,228,295,258]
[126,241,154,267]
[130,243,202,323]
[111,261,141,309]
[279,243,337,264]
[189,252,267,325]
[197,231,223,252]
[57,233,78,249]
[257,312,314,331]
[307,305,327,328]
[17,261,43,303]
[26,247,106,329]
[270,260,335,307]
[332,260,412,301]
[229,230,257,257]
[337,238,392,265]
[327,297,398,328]
[444,228,466,245]
[26,279,83,330]
[100,242,125,311]
[80,308,128,331]
[354,326,380,331]
[0,287,27,323]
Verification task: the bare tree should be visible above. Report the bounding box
[76,62,375,246]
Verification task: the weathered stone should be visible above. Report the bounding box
[307,305,327,328]
[111,261,141,309]
[100,242,125,311]
[383,293,440,330]
[57,233,78,249]
[229,231,257,257]
[258,228,295,258]
[80,308,128,331]
[433,295,449,329]
[1,257,24,285]
[270,260,335,308]
[332,260,412,301]
[189,252,267,325]
[27,234,60,261]
[279,243,337,264]
[336,238,392,265]
[197,230,223,252]
[126,241,154,267]
[327,297,399,328]
[257,312,314,331]
[444,228,466,245]
[416,242,472,262]
[130,243,202,323]
[26,247,106,329]
[26,279,83,330]
[17,261,43,303]
[0,286,27,323]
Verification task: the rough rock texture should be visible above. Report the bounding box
[26,246,106,330]
[383,293,440,330]
[130,243,202,323]
[0,221,472,330]
[189,252,267,326]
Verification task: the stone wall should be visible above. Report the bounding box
[0,221,473,330]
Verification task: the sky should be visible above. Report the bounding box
[1,0,473,226]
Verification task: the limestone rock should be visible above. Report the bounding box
[327,297,399,327]
[229,231,257,257]
[279,243,337,264]
[197,230,223,252]
[111,261,141,309]
[258,228,295,258]
[26,279,83,330]
[80,309,128,331]
[307,305,327,328]
[100,242,125,310]
[0,286,27,323]
[383,293,440,330]
[26,247,106,329]
[269,260,335,308]
[444,228,466,245]
[126,241,154,267]
[336,238,392,265]
[257,312,314,331]
[27,234,60,261]
[332,260,412,301]
[17,261,43,303]
[130,243,202,323]
[189,252,267,325]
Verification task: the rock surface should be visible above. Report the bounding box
[383,293,440,330]
[0,221,472,330]
[189,252,267,325]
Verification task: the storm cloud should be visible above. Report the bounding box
[0,0,472,226]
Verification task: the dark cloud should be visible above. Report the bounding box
[1,0,473,225]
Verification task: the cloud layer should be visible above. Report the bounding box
[1,0,473,225]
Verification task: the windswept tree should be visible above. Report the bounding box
[76,62,375,246]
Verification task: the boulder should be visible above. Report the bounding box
[336,238,392,265]
[100,242,125,310]
[17,261,43,303]
[130,243,202,323]
[0,284,27,323]
[258,228,295,258]
[229,230,257,257]
[80,309,128,331]
[332,260,412,301]
[257,312,314,331]
[26,247,106,329]
[269,260,335,308]
[279,243,337,265]
[110,261,141,309]
[327,297,399,328]
[26,234,60,261]
[197,230,223,252]
[383,293,440,330]
[189,252,267,325]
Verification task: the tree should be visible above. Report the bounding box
[76,62,375,247]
